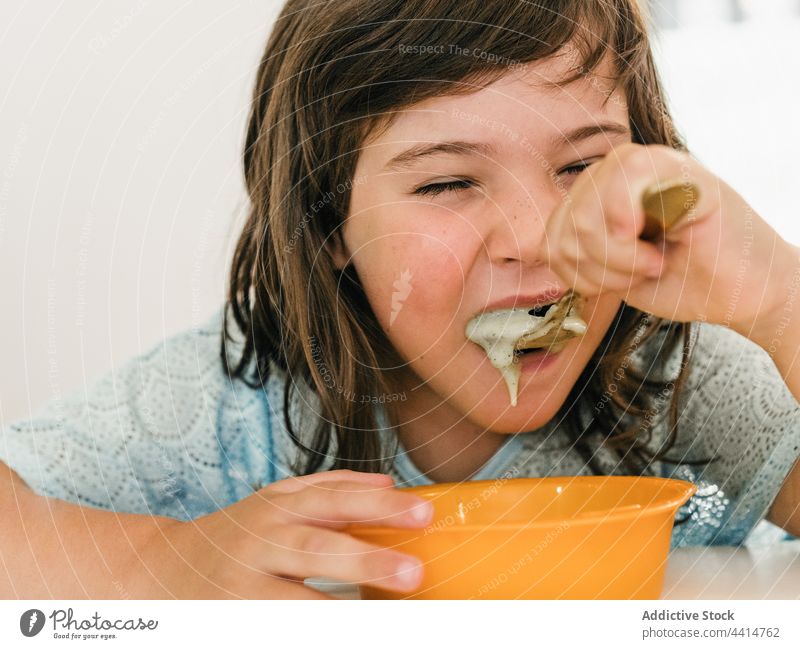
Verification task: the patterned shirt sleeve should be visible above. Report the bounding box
[660,322,800,547]
[0,307,301,520]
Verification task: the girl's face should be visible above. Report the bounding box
[336,52,630,433]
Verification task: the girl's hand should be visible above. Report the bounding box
[132,469,432,598]
[545,142,799,345]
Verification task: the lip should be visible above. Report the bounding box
[517,347,564,374]
[480,288,566,315]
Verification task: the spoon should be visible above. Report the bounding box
[638,178,700,241]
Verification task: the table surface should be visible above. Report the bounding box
[305,540,800,599]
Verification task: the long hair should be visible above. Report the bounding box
[222,0,713,478]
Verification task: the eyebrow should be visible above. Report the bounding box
[382,121,631,171]
[383,140,496,171]
[550,121,631,148]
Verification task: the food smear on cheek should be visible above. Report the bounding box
[464,291,588,406]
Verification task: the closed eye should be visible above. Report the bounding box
[412,178,475,197]
[413,161,596,196]
[559,159,598,176]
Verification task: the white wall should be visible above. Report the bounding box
[0,1,282,424]
[651,2,800,246]
[1,1,799,424]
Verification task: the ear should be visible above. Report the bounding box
[328,231,351,270]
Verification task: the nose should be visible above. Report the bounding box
[486,181,563,266]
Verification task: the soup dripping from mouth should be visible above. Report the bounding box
[464,291,588,406]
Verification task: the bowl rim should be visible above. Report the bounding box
[347,475,697,535]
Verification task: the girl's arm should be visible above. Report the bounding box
[767,459,800,538]
[761,283,800,537]
[0,460,169,598]
[1,461,432,598]
[545,143,800,539]
[744,248,800,538]
[745,246,800,403]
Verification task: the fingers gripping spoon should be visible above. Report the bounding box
[465,178,701,406]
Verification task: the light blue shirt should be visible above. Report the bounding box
[2,306,798,550]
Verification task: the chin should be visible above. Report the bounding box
[480,396,567,434]
[448,383,568,434]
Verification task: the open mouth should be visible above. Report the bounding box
[512,338,569,359]
[464,290,588,406]
[514,345,554,358]
[514,302,564,355]
[527,303,554,318]
[512,292,586,354]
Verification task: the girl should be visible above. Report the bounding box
[2,0,799,599]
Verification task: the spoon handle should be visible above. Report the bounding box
[639,178,700,241]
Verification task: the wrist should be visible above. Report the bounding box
[735,243,800,355]
[3,479,176,598]
[118,515,185,598]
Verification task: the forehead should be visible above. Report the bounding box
[489,46,622,106]
[365,48,627,149]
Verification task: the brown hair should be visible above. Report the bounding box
[223,0,713,478]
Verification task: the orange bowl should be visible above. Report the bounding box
[344,475,696,599]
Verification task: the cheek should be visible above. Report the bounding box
[351,225,475,335]
[580,293,624,350]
